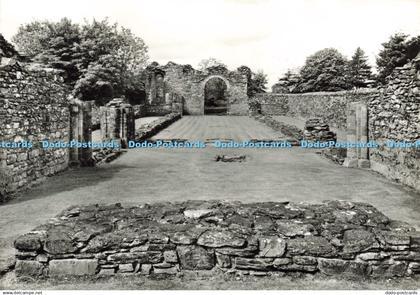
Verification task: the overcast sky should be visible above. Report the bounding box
[1,0,419,86]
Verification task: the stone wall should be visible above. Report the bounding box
[146,63,248,115]
[14,200,420,279]
[255,89,378,129]
[0,60,71,199]
[368,59,420,192]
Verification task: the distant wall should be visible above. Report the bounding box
[368,61,420,192]
[0,61,70,198]
[255,90,378,129]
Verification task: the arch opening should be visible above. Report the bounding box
[204,77,228,115]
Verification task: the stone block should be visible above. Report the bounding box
[343,229,377,253]
[140,264,152,275]
[49,259,98,276]
[15,260,44,277]
[235,258,273,271]
[258,236,286,257]
[14,233,42,251]
[197,230,246,248]
[177,245,215,270]
[118,263,134,273]
[164,250,178,263]
[273,258,292,266]
[293,256,317,265]
[287,236,336,257]
[215,253,231,268]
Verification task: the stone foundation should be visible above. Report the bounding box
[14,200,420,279]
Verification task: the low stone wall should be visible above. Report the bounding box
[135,113,181,140]
[14,200,420,279]
[255,89,378,129]
[253,114,303,144]
[0,60,70,201]
[368,61,420,192]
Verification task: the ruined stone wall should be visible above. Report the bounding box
[147,63,248,115]
[14,201,420,278]
[368,61,420,192]
[255,90,378,129]
[0,61,70,198]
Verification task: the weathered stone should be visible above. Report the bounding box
[197,230,246,248]
[148,233,169,244]
[273,258,292,266]
[276,221,316,237]
[317,258,349,275]
[357,252,388,261]
[44,229,77,255]
[215,253,231,268]
[235,257,273,271]
[15,260,44,277]
[258,236,286,257]
[49,259,98,276]
[14,233,42,252]
[170,232,197,245]
[140,264,152,275]
[177,245,215,270]
[118,263,134,273]
[36,254,49,263]
[183,209,213,219]
[408,262,420,274]
[371,262,408,277]
[153,262,173,269]
[376,231,411,246]
[318,258,369,277]
[287,236,336,257]
[342,229,377,253]
[164,250,178,263]
[293,256,317,265]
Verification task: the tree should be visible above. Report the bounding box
[13,18,149,103]
[348,47,372,88]
[272,69,302,93]
[249,70,268,96]
[198,58,226,71]
[376,33,420,83]
[298,48,351,92]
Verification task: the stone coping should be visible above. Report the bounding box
[14,200,420,279]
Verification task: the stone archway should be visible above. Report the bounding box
[203,75,230,115]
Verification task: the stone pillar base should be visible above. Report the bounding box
[343,158,358,168]
[358,159,371,169]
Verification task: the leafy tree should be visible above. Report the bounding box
[376,33,420,83]
[272,69,302,93]
[298,48,351,92]
[347,47,372,88]
[249,70,268,95]
[12,18,149,103]
[198,58,227,71]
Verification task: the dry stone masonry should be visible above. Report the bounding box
[303,118,337,143]
[14,200,420,279]
[0,54,71,200]
[368,56,420,191]
[254,90,378,129]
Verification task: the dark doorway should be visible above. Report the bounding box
[204,77,228,114]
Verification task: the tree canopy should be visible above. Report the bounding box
[12,18,149,103]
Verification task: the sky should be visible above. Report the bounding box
[1,0,419,87]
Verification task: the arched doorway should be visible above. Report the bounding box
[204,77,228,114]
